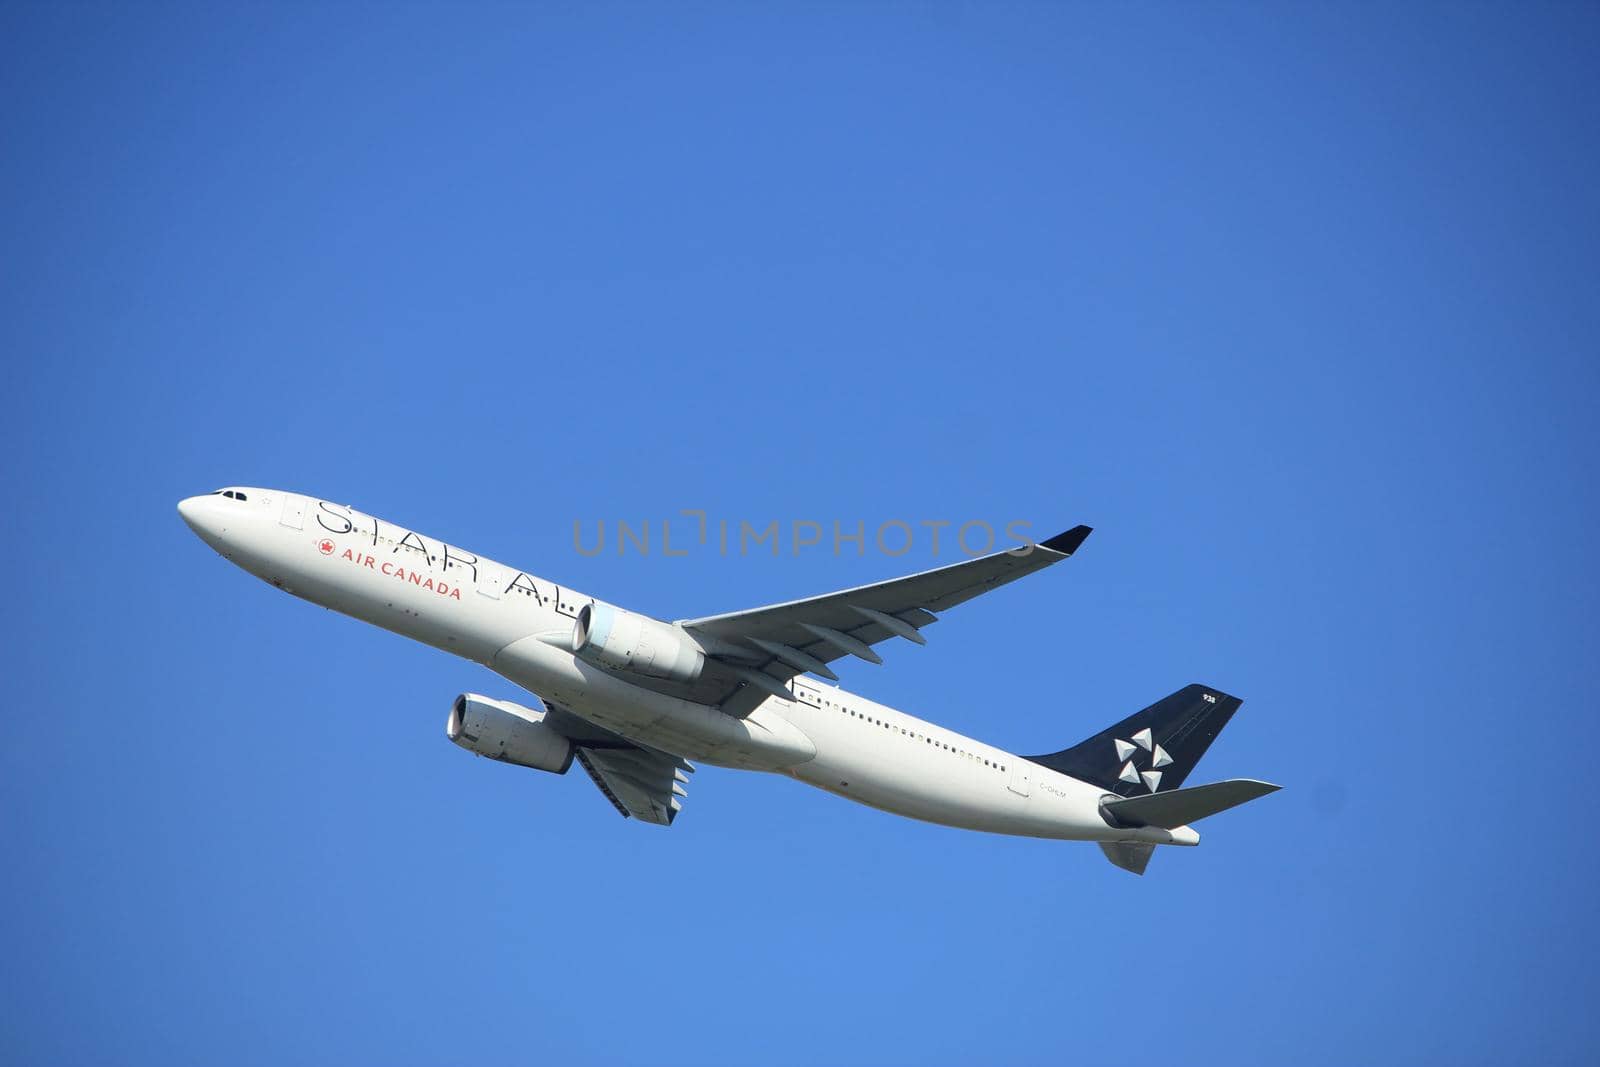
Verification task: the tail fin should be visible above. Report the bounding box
[1098,841,1156,876]
[1025,683,1244,797]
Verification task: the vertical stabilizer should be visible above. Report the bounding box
[1098,841,1155,875]
[1026,684,1243,797]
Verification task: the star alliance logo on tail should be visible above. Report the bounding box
[1114,727,1173,792]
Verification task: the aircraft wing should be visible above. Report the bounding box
[676,525,1092,715]
[543,702,695,826]
[573,744,694,825]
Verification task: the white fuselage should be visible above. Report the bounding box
[178,488,1194,846]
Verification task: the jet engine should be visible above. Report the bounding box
[446,694,573,773]
[572,602,705,685]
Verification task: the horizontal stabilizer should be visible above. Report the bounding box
[1099,841,1156,876]
[1102,778,1280,830]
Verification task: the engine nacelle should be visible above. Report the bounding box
[446,694,573,774]
[572,602,705,685]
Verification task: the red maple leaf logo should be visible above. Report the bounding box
[318,539,335,555]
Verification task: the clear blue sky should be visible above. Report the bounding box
[4,3,1597,1064]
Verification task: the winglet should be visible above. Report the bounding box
[1040,525,1092,555]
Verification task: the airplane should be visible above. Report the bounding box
[178,487,1279,875]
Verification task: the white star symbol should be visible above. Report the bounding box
[1113,727,1173,792]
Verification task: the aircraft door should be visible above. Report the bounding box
[1007,762,1031,798]
[476,561,505,600]
[280,494,307,529]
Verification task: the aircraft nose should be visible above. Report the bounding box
[177,494,203,527]
[177,494,224,543]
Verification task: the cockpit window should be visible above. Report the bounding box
[216,490,249,501]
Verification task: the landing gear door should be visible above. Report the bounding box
[1007,762,1031,798]
[280,494,307,530]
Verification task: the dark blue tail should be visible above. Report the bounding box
[1025,684,1244,797]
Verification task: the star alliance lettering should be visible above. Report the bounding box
[316,500,581,612]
